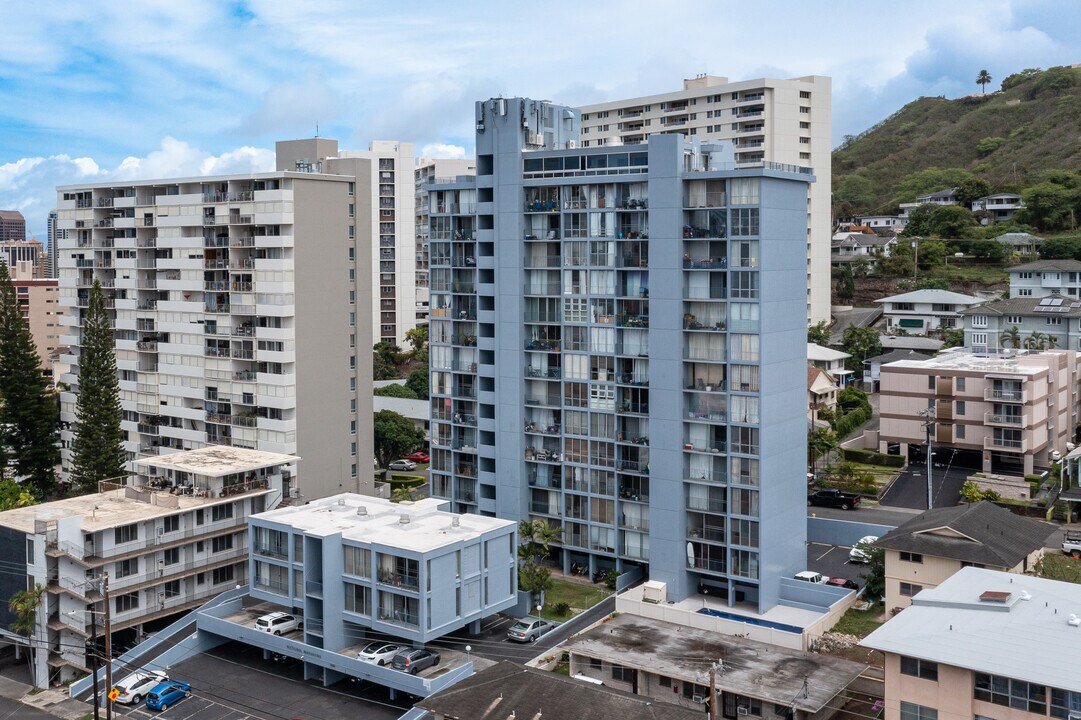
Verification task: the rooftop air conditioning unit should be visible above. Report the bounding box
[566,140,577,150]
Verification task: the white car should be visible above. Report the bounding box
[794,570,830,584]
[112,670,168,705]
[255,611,301,635]
[388,459,417,471]
[357,641,405,666]
[849,536,879,563]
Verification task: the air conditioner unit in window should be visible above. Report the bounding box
[692,695,704,704]
[737,708,750,716]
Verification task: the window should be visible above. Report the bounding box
[955,377,965,391]
[162,515,179,534]
[196,509,204,526]
[731,208,759,236]
[211,503,234,522]
[899,702,937,720]
[115,592,139,613]
[955,401,965,416]
[114,524,138,545]
[344,545,371,577]
[163,547,179,565]
[899,582,923,597]
[212,534,234,553]
[900,656,939,681]
[344,583,371,615]
[610,665,636,683]
[212,566,235,585]
[1006,315,1023,324]
[196,572,205,585]
[1018,288,1032,296]
[899,551,923,563]
[927,375,935,390]
[956,425,966,439]
[970,314,988,328]
[975,673,1046,714]
[163,580,180,598]
[799,121,810,129]
[971,333,987,345]
[1051,687,1081,718]
[115,558,138,578]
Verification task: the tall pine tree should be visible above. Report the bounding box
[70,279,125,494]
[0,264,59,498]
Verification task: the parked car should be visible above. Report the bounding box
[145,681,191,711]
[357,641,405,666]
[1062,530,1081,559]
[826,576,859,591]
[388,459,418,471]
[807,488,861,510]
[391,648,440,675]
[404,451,430,464]
[849,536,879,563]
[255,611,301,635]
[113,670,168,705]
[507,617,556,643]
[793,570,830,584]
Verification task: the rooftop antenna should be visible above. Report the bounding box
[315,122,319,138]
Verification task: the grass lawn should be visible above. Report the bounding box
[1041,552,1081,584]
[539,577,612,621]
[830,607,885,638]
[924,263,1008,286]
[847,462,901,492]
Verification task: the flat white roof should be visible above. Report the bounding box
[862,567,1081,691]
[373,395,428,421]
[132,447,299,478]
[57,171,351,191]
[883,348,1053,375]
[253,494,514,553]
[807,343,850,362]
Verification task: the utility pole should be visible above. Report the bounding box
[919,406,936,509]
[89,605,99,720]
[912,238,919,280]
[706,660,722,720]
[103,573,112,720]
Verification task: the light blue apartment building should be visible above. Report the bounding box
[426,97,814,611]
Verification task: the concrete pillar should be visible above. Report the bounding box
[1024,454,1034,475]
[388,688,398,701]
[467,618,481,635]
[983,452,992,473]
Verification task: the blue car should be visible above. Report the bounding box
[145,681,191,711]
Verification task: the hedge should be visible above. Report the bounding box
[389,474,427,490]
[833,406,871,440]
[841,448,905,468]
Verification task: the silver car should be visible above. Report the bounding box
[849,536,879,563]
[388,459,417,471]
[507,617,555,643]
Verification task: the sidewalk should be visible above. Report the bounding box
[0,672,93,720]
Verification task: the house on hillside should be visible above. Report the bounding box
[962,293,1081,350]
[1006,258,1081,298]
[994,231,1040,256]
[831,231,897,269]
[875,289,984,334]
[808,365,840,425]
[971,192,1025,223]
[808,342,853,384]
[873,501,1054,612]
[899,188,959,220]
[853,214,906,232]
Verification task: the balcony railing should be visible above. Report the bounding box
[253,542,288,560]
[984,388,1024,402]
[984,412,1024,426]
[984,436,1027,452]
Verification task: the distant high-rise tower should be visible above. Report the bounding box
[47,209,65,278]
[427,97,813,610]
[0,210,26,242]
[578,75,832,324]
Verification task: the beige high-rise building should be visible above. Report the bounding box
[13,278,63,368]
[579,75,832,323]
[56,171,373,502]
[415,157,476,326]
[277,139,417,348]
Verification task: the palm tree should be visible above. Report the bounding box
[1048,334,1061,349]
[1024,330,1047,351]
[808,427,839,475]
[977,69,992,94]
[1000,325,1021,349]
[9,584,45,683]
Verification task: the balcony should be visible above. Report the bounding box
[253,542,288,560]
[984,412,1025,427]
[984,388,1024,403]
[983,436,1028,453]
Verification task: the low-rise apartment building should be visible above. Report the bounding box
[0,446,296,688]
[862,567,1081,720]
[876,289,984,333]
[1005,259,1081,299]
[875,501,1054,612]
[878,348,1079,475]
[566,614,865,719]
[247,494,516,647]
[971,192,1025,222]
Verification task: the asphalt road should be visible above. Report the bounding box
[808,504,918,526]
[879,459,969,510]
[0,695,56,720]
[807,542,875,589]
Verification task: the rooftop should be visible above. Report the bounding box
[861,567,1081,692]
[879,335,944,352]
[865,348,932,366]
[962,292,1081,318]
[1007,258,1081,272]
[807,343,850,363]
[874,501,1056,567]
[881,347,1060,375]
[373,394,429,421]
[416,661,703,720]
[252,494,514,553]
[132,446,298,478]
[875,289,984,305]
[0,484,269,534]
[564,614,865,714]
[57,171,351,192]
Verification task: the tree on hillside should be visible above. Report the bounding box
[374,383,418,399]
[373,341,405,381]
[1020,182,1079,232]
[892,168,976,206]
[901,204,936,237]
[0,263,59,497]
[956,177,992,206]
[834,175,875,215]
[405,367,429,399]
[807,321,831,347]
[835,264,855,303]
[373,410,424,470]
[70,280,125,495]
[928,206,977,238]
[917,238,947,267]
[976,69,992,94]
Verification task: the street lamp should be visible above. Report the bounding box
[536,604,543,621]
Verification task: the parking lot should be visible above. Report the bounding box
[807,541,874,590]
[109,643,410,720]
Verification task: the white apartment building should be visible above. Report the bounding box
[0,446,296,688]
[579,74,832,323]
[415,158,476,326]
[276,139,417,348]
[56,171,373,501]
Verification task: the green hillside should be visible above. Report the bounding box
[833,66,1081,217]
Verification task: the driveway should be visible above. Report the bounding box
[807,541,876,590]
[879,459,968,509]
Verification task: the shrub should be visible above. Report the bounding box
[977,137,1006,156]
[605,570,620,590]
[389,474,427,490]
[833,406,871,440]
[552,601,571,617]
[841,448,905,467]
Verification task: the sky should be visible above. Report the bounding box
[2,0,1080,239]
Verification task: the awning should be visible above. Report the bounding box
[898,318,924,328]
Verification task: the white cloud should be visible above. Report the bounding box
[0,139,274,238]
[419,143,466,159]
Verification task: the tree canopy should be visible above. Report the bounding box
[373,410,424,469]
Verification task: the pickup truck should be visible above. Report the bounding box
[807,488,861,510]
[1063,531,1081,559]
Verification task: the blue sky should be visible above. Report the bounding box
[3,0,1080,238]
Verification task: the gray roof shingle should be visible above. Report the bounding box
[875,501,1056,567]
